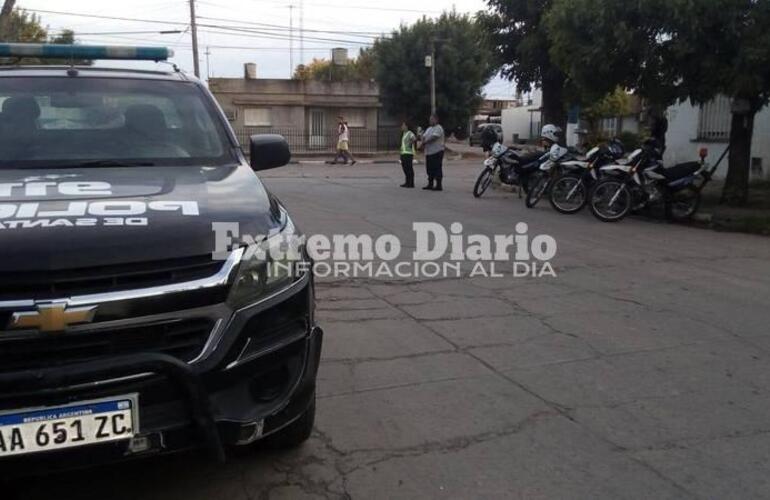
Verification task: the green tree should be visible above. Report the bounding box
[372,12,494,134]
[581,88,635,141]
[479,0,568,135]
[0,7,47,44]
[293,48,376,81]
[547,0,770,206]
[0,9,88,66]
[0,0,16,38]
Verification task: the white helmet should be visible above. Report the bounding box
[491,143,506,157]
[541,124,562,143]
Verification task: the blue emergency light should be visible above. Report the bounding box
[0,43,174,61]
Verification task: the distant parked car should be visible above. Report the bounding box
[470,123,503,147]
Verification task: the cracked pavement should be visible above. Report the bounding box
[13,161,770,499]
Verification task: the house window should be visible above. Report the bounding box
[697,95,731,142]
[244,107,271,127]
[343,109,366,128]
[600,117,619,136]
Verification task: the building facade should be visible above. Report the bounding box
[208,72,399,154]
[500,90,543,145]
[665,96,770,179]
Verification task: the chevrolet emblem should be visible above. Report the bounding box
[8,303,98,332]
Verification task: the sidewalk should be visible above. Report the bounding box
[290,150,471,165]
[695,180,770,235]
[288,141,488,165]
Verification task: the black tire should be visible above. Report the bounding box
[261,396,316,449]
[665,185,701,221]
[549,174,588,214]
[473,167,494,198]
[589,179,632,222]
[525,172,549,208]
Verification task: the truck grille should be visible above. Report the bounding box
[0,318,214,373]
[0,255,223,301]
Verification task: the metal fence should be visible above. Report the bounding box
[234,127,402,154]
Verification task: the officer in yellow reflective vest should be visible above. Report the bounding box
[399,121,417,188]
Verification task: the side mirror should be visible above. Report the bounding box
[249,134,291,171]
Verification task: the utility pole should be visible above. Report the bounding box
[289,4,294,77]
[188,0,201,78]
[427,38,448,115]
[299,0,304,69]
[429,40,436,115]
[205,46,211,80]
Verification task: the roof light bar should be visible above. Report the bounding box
[0,43,174,61]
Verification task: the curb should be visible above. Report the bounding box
[290,159,428,165]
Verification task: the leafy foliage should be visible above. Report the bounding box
[546,0,770,204]
[580,88,636,140]
[293,48,376,81]
[478,0,568,131]
[0,8,46,44]
[372,12,494,133]
[0,9,87,65]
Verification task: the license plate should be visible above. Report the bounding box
[0,395,138,458]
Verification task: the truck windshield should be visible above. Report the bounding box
[0,76,236,168]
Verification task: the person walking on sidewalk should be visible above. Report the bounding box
[399,121,417,188]
[421,113,445,191]
[332,115,356,165]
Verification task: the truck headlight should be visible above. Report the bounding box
[227,216,306,309]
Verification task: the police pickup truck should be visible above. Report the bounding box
[0,44,322,474]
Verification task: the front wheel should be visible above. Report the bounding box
[549,174,588,214]
[473,167,494,198]
[665,185,701,221]
[590,179,632,222]
[525,172,549,208]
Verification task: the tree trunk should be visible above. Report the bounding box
[0,0,16,40]
[540,70,567,144]
[720,106,756,206]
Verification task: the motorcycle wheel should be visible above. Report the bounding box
[590,179,632,222]
[525,172,549,208]
[549,174,587,214]
[473,167,494,198]
[665,185,701,221]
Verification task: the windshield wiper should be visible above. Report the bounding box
[73,160,157,168]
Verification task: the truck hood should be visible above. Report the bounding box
[0,165,283,272]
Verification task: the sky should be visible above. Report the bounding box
[14,0,514,98]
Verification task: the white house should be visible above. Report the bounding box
[501,90,641,147]
[501,90,542,144]
[665,96,770,179]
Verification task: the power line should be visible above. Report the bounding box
[197,25,374,46]
[26,8,377,46]
[25,9,189,27]
[75,34,344,52]
[247,0,442,14]
[49,29,184,36]
[196,15,382,37]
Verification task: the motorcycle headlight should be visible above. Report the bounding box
[227,215,307,309]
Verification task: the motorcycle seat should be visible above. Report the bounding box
[515,151,545,164]
[519,161,541,173]
[660,161,701,180]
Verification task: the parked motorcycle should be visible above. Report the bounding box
[473,142,546,198]
[524,143,575,208]
[589,140,713,222]
[548,138,625,214]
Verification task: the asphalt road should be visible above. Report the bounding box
[14,161,770,499]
